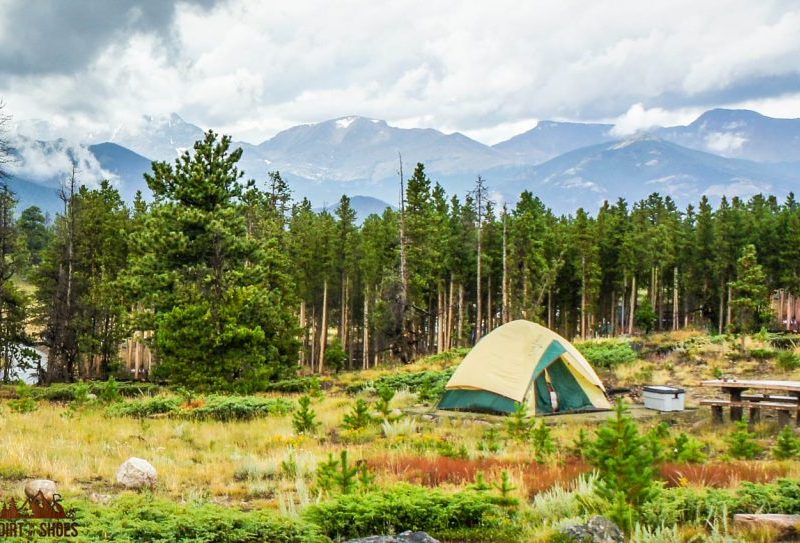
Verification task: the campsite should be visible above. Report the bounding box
[3,325,800,542]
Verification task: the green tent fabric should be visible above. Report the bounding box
[438,320,611,415]
[438,389,518,414]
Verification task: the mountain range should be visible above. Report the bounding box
[6,108,800,217]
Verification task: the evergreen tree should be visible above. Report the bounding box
[586,400,657,522]
[130,131,298,390]
[729,244,771,343]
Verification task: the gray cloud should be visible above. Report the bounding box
[0,0,216,76]
[1,0,800,144]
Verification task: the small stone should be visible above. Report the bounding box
[116,457,157,489]
[343,532,439,543]
[24,480,58,502]
[89,492,111,504]
[560,516,624,543]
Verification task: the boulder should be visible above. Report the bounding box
[24,479,58,502]
[734,514,800,540]
[560,516,624,543]
[344,531,439,543]
[116,457,157,489]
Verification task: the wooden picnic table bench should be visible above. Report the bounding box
[700,380,800,427]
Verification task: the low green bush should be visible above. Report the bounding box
[187,396,293,421]
[304,484,518,542]
[348,369,454,401]
[106,396,181,418]
[776,351,800,371]
[749,348,777,360]
[62,493,328,543]
[575,340,638,368]
[261,377,321,393]
[107,395,293,421]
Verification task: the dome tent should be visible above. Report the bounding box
[438,320,611,415]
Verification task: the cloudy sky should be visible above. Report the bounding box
[2,0,800,144]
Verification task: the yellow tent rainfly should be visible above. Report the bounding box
[438,320,611,415]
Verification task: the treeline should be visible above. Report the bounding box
[0,131,795,388]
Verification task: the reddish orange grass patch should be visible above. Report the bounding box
[659,462,790,488]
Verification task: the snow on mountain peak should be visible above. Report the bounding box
[335,117,357,129]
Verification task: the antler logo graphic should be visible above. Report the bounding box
[0,491,69,520]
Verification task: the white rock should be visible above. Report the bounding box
[116,457,157,489]
[24,479,58,502]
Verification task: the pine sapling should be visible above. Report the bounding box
[726,420,762,460]
[531,419,557,463]
[342,398,374,430]
[493,470,519,508]
[773,425,800,460]
[292,395,320,435]
[586,399,657,516]
[334,450,359,494]
[356,460,374,491]
[478,426,503,454]
[375,386,396,420]
[570,428,592,459]
[672,433,707,463]
[506,403,532,441]
[470,471,491,492]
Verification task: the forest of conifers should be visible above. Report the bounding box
[0,131,796,389]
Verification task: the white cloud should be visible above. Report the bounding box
[703,179,771,199]
[7,135,118,187]
[611,104,702,136]
[704,132,748,155]
[1,0,800,144]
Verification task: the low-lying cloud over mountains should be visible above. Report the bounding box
[6,108,800,217]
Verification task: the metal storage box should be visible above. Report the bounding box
[642,385,685,412]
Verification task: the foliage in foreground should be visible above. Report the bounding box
[63,492,327,543]
[107,395,293,421]
[304,483,519,542]
[348,368,454,401]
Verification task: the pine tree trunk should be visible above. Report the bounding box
[319,279,328,373]
[580,255,586,339]
[726,284,732,332]
[672,266,679,331]
[446,276,454,350]
[629,274,636,334]
[487,274,492,333]
[547,288,553,329]
[476,248,482,343]
[610,290,616,337]
[437,283,444,354]
[457,283,464,347]
[362,289,369,369]
[787,291,792,331]
[719,280,725,334]
[299,301,306,366]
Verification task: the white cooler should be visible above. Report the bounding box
[642,385,685,412]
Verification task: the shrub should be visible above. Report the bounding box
[531,419,557,463]
[749,348,777,360]
[69,492,328,542]
[576,340,638,368]
[342,399,373,430]
[186,396,293,421]
[261,377,321,393]
[505,403,532,441]
[349,369,454,401]
[98,376,122,403]
[292,396,319,435]
[324,340,347,373]
[107,396,181,418]
[776,351,800,371]
[8,384,37,413]
[107,395,293,421]
[304,484,516,541]
[670,433,707,464]
[726,421,762,460]
[315,450,363,495]
[586,400,657,530]
[773,425,800,459]
[375,386,395,419]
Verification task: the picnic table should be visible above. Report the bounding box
[699,379,800,427]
